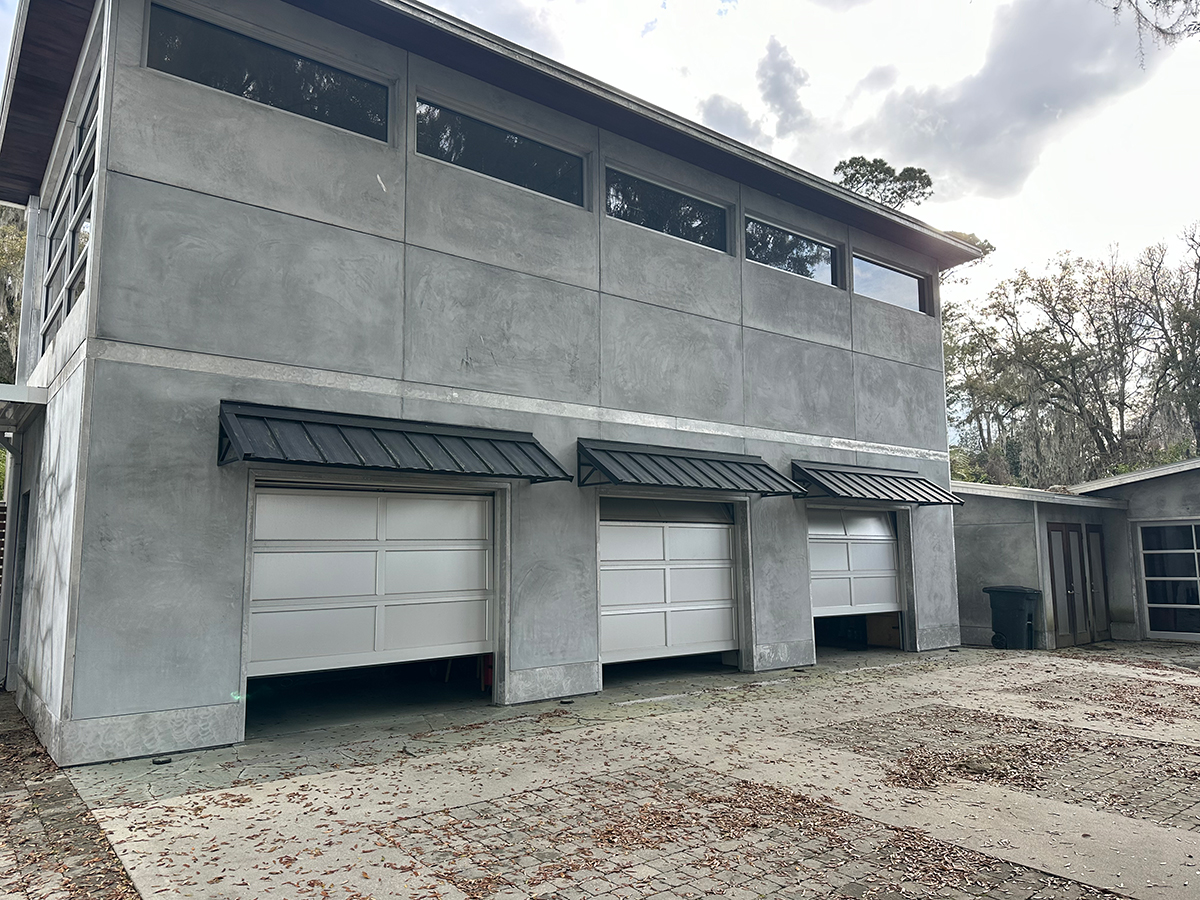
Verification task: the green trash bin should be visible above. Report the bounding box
[983,585,1041,650]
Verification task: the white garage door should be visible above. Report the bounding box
[599,515,738,663]
[808,508,900,617]
[248,490,493,676]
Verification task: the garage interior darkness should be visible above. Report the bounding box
[244,656,494,739]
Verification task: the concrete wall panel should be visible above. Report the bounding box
[96,175,405,376]
[405,247,600,403]
[601,296,743,424]
[72,360,250,718]
[745,331,855,437]
[854,355,949,451]
[16,363,85,720]
[910,504,961,649]
[743,262,851,350]
[852,296,943,370]
[747,496,812,663]
[601,219,741,322]
[407,154,599,289]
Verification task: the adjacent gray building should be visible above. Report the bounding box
[954,460,1200,650]
[0,0,977,765]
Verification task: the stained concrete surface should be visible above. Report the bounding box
[4,643,1187,899]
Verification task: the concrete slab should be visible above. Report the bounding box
[12,644,1200,899]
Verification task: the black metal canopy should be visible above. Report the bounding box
[791,461,961,506]
[218,401,571,483]
[579,439,805,497]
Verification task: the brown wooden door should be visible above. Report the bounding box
[1048,523,1091,646]
[1086,525,1112,641]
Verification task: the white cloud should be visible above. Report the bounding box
[756,37,813,136]
[698,94,771,147]
[854,0,1169,198]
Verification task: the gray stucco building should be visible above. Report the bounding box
[954,460,1200,650]
[0,0,977,765]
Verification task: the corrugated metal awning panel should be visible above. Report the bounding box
[218,401,571,482]
[791,462,961,506]
[578,439,805,497]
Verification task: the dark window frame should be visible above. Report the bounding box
[744,215,840,286]
[851,254,931,315]
[413,96,588,207]
[42,70,100,353]
[143,3,391,143]
[1141,522,1200,635]
[604,166,730,253]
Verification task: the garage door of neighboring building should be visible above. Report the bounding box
[599,499,738,663]
[808,508,901,617]
[248,489,493,677]
[1140,522,1200,638]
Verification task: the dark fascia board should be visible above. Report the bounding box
[0,0,96,204]
[276,0,981,270]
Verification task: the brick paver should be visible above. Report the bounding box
[804,704,1200,831]
[373,762,1121,900]
[0,697,137,900]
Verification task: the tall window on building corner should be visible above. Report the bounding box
[42,75,98,351]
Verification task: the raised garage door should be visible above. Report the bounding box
[599,504,738,663]
[808,508,901,617]
[248,490,492,676]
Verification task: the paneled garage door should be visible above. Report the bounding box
[599,505,738,663]
[248,490,493,677]
[808,508,901,617]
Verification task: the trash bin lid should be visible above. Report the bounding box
[983,585,1042,596]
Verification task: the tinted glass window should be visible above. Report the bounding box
[147,5,388,141]
[1142,524,1195,550]
[415,101,584,206]
[1144,553,1198,579]
[605,169,726,251]
[853,256,923,312]
[745,218,835,283]
[1145,580,1200,605]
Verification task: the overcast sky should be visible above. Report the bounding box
[1,0,1196,298]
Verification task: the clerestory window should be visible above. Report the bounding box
[605,168,727,252]
[745,218,837,284]
[146,5,389,142]
[42,75,98,351]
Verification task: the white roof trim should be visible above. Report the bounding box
[1072,458,1200,493]
[950,481,1127,510]
[0,384,46,404]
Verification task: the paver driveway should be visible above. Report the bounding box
[10,643,1200,899]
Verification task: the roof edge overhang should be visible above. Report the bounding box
[0,0,97,205]
[1071,458,1200,494]
[950,480,1128,510]
[278,0,978,269]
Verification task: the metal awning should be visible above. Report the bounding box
[218,401,571,483]
[791,461,962,506]
[578,439,805,497]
